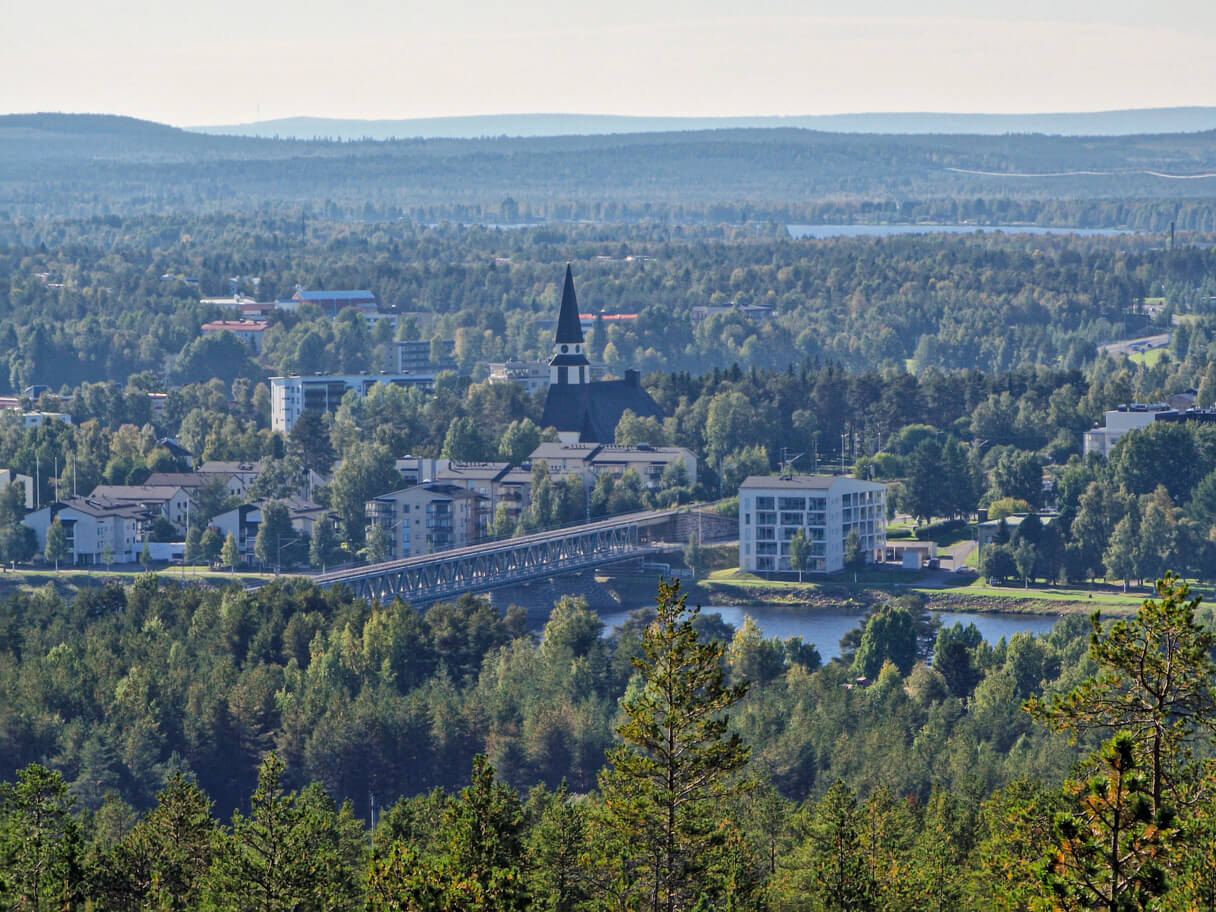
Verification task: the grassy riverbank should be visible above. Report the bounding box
[697,566,1160,617]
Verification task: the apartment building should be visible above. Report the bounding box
[739,475,887,575]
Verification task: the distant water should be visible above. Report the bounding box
[788,223,1138,240]
[596,604,1059,662]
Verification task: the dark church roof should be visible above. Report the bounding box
[554,264,584,344]
[541,372,664,444]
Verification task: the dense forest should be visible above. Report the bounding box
[2,575,1216,910]
[6,114,1216,222]
[3,215,1213,392]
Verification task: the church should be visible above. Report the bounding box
[540,265,664,443]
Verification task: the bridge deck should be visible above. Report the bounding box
[307,505,696,606]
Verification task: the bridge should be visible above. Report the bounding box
[307,505,734,606]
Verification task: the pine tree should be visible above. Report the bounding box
[596,578,752,912]
[1027,573,1216,814]
[203,753,364,911]
[90,773,217,912]
[793,780,877,912]
[367,755,528,912]
[0,764,83,912]
[527,782,588,912]
[1042,733,1174,912]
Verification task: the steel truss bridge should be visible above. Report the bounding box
[308,507,696,606]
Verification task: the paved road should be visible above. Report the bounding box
[1098,332,1171,357]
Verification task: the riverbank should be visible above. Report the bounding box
[696,568,1146,617]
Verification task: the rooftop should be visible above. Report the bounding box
[294,289,375,302]
[200,320,269,332]
[90,484,189,502]
[739,474,885,491]
[51,495,151,519]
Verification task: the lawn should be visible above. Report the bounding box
[0,566,277,588]
[1128,347,1168,367]
[922,577,1173,612]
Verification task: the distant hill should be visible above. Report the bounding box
[6,112,1216,223]
[190,108,1216,140]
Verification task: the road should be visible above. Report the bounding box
[1098,332,1171,358]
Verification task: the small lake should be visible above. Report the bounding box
[595,604,1060,663]
[788,223,1138,240]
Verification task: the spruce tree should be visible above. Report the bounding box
[597,577,752,912]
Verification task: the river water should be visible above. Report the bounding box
[787,223,1138,240]
[595,604,1060,663]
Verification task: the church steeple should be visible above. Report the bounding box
[549,264,589,386]
[554,264,584,345]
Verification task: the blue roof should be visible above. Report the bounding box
[295,289,375,302]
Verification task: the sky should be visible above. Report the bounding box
[5,0,1216,126]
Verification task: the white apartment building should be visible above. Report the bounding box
[89,484,193,533]
[1082,405,1168,459]
[366,483,488,560]
[24,496,147,565]
[739,475,887,575]
[270,372,438,433]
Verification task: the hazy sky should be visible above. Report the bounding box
[5,0,1216,125]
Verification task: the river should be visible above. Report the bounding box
[787,223,1138,240]
[595,604,1060,662]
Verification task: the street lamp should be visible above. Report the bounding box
[276,533,301,576]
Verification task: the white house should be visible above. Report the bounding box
[23,496,147,565]
[739,475,887,575]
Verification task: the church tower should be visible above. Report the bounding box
[549,264,590,386]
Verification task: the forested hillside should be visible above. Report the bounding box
[2,575,1216,910]
[6,114,1216,221]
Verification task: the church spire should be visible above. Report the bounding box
[554,263,584,344]
[549,264,589,387]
